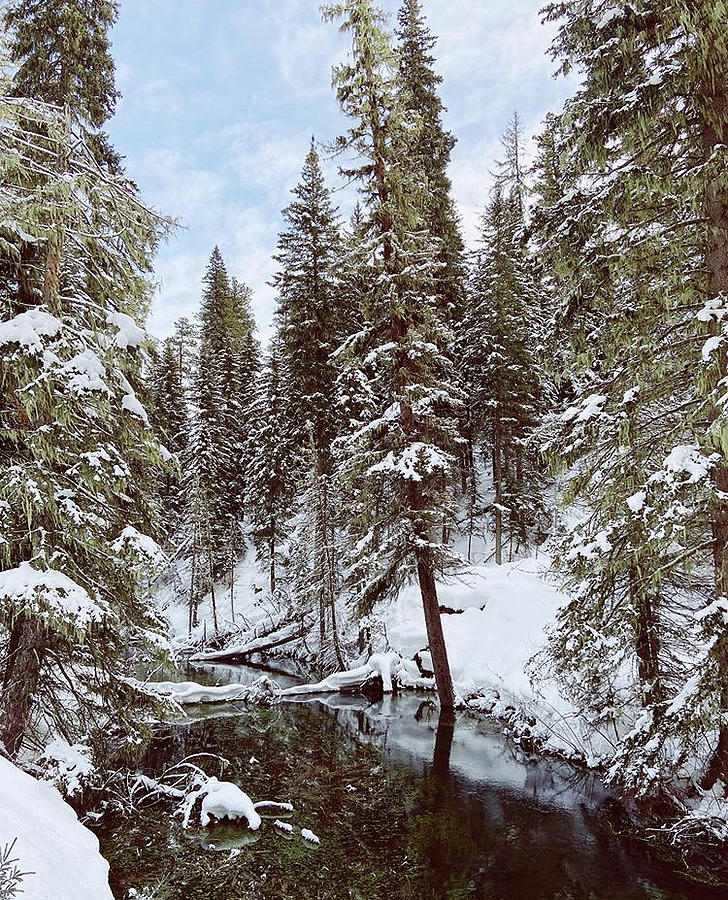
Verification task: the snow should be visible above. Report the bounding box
[60,349,109,394]
[107,310,146,349]
[661,444,713,484]
[140,680,256,704]
[39,738,94,798]
[562,393,607,423]
[0,561,108,628]
[121,391,149,423]
[387,557,567,706]
[626,490,646,513]
[182,777,261,830]
[0,756,113,900]
[112,526,165,565]
[274,819,294,833]
[301,828,320,844]
[367,442,451,481]
[702,334,724,361]
[254,800,294,812]
[0,307,62,353]
[278,651,426,697]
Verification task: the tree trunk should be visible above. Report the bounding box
[1,616,46,757]
[493,423,503,566]
[701,73,728,788]
[416,547,455,710]
[432,706,456,774]
[269,517,276,594]
[629,565,664,714]
[188,533,197,634]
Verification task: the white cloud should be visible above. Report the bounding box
[110,0,578,341]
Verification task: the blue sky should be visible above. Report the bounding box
[107,0,576,342]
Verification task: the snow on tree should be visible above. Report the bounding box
[245,338,298,596]
[0,86,171,757]
[537,0,728,792]
[323,0,462,710]
[270,140,345,669]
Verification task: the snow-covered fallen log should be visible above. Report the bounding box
[190,619,307,662]
[278,651,432,697]
[140,675,278,705]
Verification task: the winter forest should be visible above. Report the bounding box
[2,1,728,898]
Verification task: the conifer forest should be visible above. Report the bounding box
[2,1,728,898]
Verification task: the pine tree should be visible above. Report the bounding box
[395,0,464,322]
[271,140,343,662]
[148,337,188,534]
[245,339,297,595]
[185,249,259,620]
[4,0,121,172]
[538,0,728,792]
[324,0,461,709]
[0,85,171,756]
[186,249,234,580]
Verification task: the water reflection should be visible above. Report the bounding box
[97,665,728,900]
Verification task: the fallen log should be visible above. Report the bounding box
[191,619,307,662]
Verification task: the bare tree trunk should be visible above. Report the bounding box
[188,531,197,634]
[432,707,456,774]
[1,616,46,757]
[229,542,235,625]
[269,517,276,594]
[416,546,455,710]
[629,565,664,714]
[205,512,218,633]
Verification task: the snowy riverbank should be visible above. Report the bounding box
[0,756,114,900]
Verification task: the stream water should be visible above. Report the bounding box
[97,663,728,899]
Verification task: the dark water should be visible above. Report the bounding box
[98,664,728,900]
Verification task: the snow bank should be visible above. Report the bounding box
[386,556,566,706]
[0,756,113,900]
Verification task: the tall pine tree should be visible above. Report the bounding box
[324,0,462,709]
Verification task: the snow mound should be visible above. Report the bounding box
[0,756,113,900]
[182,777,261,830]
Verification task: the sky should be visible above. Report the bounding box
[107,0,576,343]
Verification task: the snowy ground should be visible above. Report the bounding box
[159,537,588,752]
[387,554,566,707]
[0,756,113,900]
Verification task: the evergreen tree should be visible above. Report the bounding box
[459,117,545,564]
[0,84,171,757]
[395,0,464,322]
[538,0,728,791]
[148,337,188,534]
[245,339,297,595]
[186,249,259,617]
[4,0,122,170]
[271,141,343,662]
[186,249,234,580]
[324,0,461,709]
